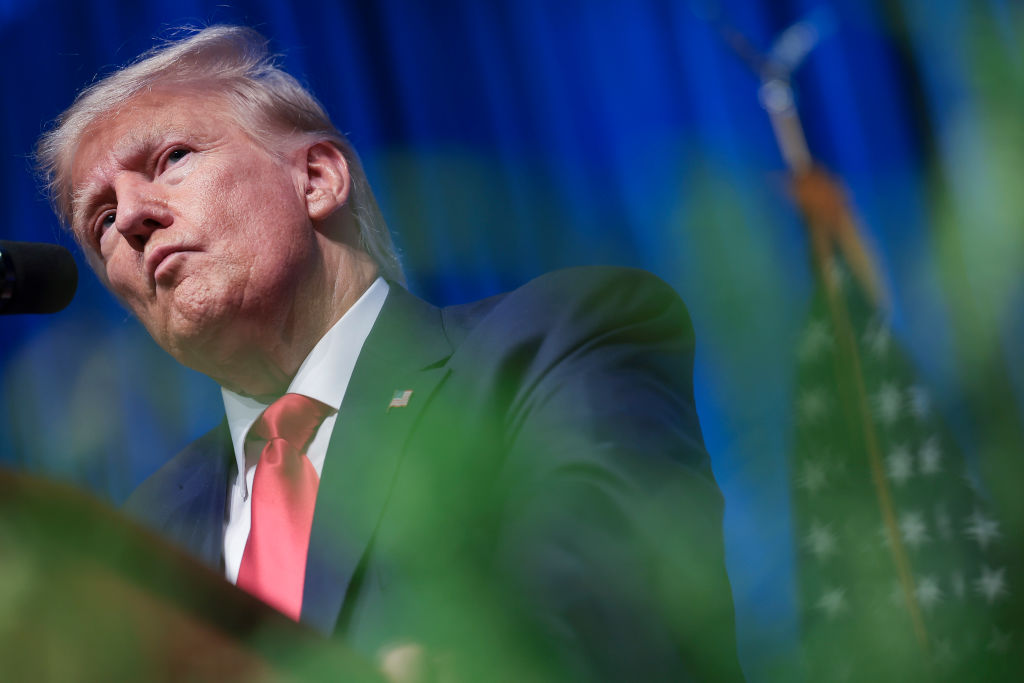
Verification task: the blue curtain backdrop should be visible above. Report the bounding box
[2,0,1022,679]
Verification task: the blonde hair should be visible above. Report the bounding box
[36,25,404,283]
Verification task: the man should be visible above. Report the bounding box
[38,25,742,681]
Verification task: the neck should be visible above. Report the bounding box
[205,249,379,400]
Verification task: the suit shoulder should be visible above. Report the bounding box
[123,421,231,521]
[520,265,676,292]
[514,266,686,316]
[446,265,687,322]
[448,266,692,345]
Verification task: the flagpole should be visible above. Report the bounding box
[709,12,931,658]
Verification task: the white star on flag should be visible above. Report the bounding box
[804,520,838,561]
[974,566,1009,604]
[918,436,943,475]
[796,459,828,495]
[799,320,833,362]
[862,318,891,357]
[872,381,903,425]
[915,575,943,611]
[964,509,1001,550]
[798,388,829,423]
[885,445,914,485]
[899,511,930,549]
[816,586,847,619]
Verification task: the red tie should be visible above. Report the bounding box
[237,393,333,620]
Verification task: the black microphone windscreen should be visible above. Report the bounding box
[0,240,79,315]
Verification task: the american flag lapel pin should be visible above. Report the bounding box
[387,389,413,412]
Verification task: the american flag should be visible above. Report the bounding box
[388,389,413,411]
[790,261,1016,681]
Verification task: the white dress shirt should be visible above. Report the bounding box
[220,277,389,583]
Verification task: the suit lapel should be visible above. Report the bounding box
[301,285,453,634]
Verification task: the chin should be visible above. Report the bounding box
[152,298,240,371]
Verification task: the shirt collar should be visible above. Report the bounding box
[221,277,390,473]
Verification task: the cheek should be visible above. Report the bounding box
[101,248,143,299]
[223,161,305,230]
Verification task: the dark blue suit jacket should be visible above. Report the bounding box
[125,267,743,681]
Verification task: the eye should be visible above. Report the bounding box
[99,211,116,233]
[166,147,190,165]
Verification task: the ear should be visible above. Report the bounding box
[302,141,351,222]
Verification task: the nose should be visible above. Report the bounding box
[113,174,173,251]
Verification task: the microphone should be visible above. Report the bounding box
[0,240,78,314]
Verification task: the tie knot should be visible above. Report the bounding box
[250,393,333,451]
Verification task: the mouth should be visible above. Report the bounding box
[145,244,195,286]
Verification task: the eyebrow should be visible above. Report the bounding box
[71,181,111,232]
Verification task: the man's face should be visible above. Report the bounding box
[69,89,324,378]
